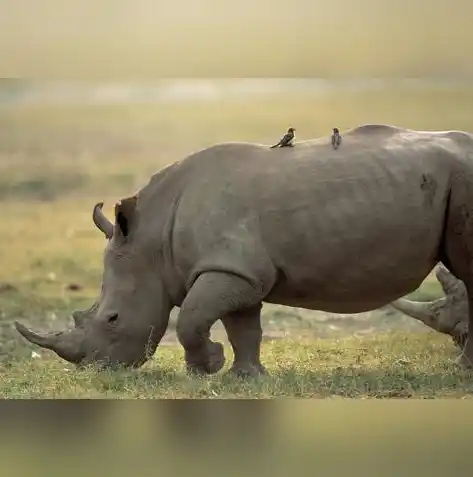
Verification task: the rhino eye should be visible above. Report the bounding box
[107,314,119,325]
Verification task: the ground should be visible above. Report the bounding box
[2,81,473,398]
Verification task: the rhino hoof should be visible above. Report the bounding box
[186,341,225,376]
[225,363,267,379]
[207,341,225,374]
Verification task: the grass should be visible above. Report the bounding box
[1,333,472,398]
[1,82,473,398]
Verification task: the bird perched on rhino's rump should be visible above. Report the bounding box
[331,127,342,149]
[14,123,473,378]
[270,127,295,148]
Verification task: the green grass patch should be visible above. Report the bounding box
[1,333,471,398]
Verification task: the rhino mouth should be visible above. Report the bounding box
[80,353,148,370]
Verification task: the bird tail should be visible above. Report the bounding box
[270,144,278,149]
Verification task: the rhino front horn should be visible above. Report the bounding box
[14,321,85,364]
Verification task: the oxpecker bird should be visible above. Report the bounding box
[270,127,296,149]
[331,127,342,150]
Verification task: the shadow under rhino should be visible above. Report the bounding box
[12,125,473,375]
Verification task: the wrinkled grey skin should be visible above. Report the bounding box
[15,124,473,376]
[390,264,468,349]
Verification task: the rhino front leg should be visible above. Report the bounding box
[221,304,267,378]
[176,271,266,376]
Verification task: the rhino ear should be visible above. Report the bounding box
[114,196,138,241]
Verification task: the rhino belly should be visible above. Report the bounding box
[265,242,439,313]
[262,185,446,313]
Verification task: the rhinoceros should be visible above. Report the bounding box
[14,124,473,377]
[390,264,468,349]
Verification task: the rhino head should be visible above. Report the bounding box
[15,199,173,368]
[390,263,468,349]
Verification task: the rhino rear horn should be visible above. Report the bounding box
[71,301,99,329]
[92,202,114,239]
[72,310,87,328]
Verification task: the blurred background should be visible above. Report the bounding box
[2,0,473,78]
[1,0,473,356]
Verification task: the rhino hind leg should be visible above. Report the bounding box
[221,304,267,378]
[176,271,267,376]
